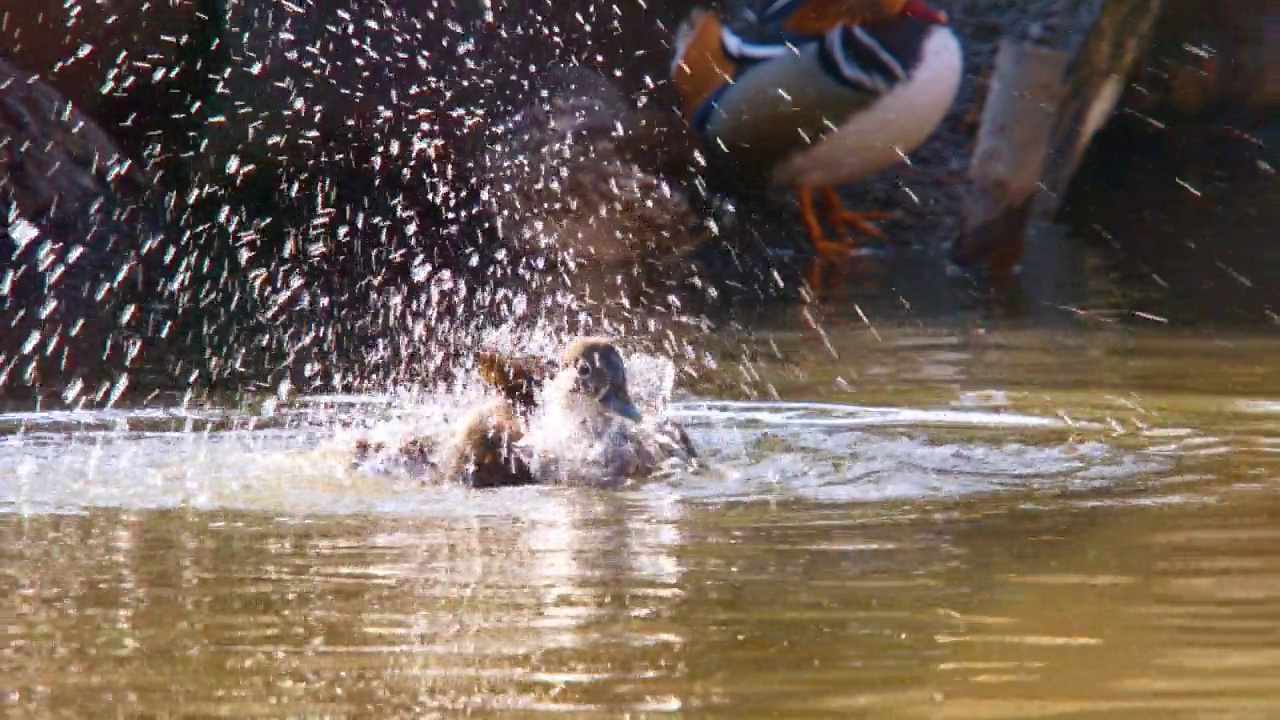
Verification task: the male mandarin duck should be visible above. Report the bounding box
[671,0,962,285]
[354,338,695,487]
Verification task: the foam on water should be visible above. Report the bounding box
[0,342,1190,515]
[0,398,1174,516]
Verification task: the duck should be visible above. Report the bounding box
[670,0,963,287]
[482,338,697,487]
[356,338,696,488]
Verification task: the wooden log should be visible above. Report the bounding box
[1039,0,1164,216]
[953,40,1070,273]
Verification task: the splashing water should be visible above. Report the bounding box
[2,1,1270,512]
[2,0,794,410]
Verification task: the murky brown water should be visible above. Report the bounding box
[3,319,1278,718]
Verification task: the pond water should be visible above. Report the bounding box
[1,0,1275,712]
[3,312,1277,717]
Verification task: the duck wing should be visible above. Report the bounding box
[476,351,551,413]
[442,400,538,488]
[648,417,698,462]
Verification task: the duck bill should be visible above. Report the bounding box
[602,391,643,422]
[901,0,948,23]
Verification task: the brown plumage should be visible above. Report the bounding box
[480,67,705,298]
[775,0,919,36]
[472,338,697,482]
[438,400,537,488]
[475,351,549,415]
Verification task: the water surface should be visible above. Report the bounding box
[3,322,1278,718]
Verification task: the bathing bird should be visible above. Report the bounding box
[440,338,696,487]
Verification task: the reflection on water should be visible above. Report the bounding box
[2,325,1278,717]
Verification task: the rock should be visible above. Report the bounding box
[0,59,166,399]
[0,0,209,152]
[477,66,708,308]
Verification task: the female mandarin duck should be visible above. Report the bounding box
[360,338,696,488]
[671,0,962,284]
[487,338,696,487]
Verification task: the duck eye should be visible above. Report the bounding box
[576,361,592,377]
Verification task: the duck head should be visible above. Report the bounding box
[557,337,643,423]
[756,0,948,33]
[897,0,948,24]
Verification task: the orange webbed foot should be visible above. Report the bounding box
[820,187,893,238]
[798,186,896,298]
[797,186,851,257]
